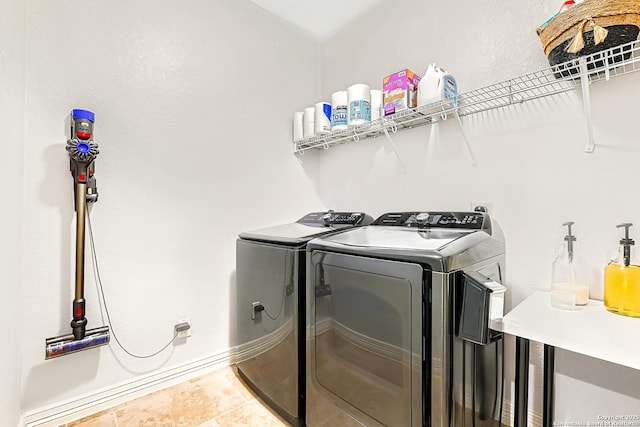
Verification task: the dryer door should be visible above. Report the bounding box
[308,250,425,427]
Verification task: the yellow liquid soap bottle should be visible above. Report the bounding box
[551,221,589,306]
[604,223,640,317]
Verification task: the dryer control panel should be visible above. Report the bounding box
[373,211,486,230]
[297,211,373,227]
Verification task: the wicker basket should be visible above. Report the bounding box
[537,0,640,77]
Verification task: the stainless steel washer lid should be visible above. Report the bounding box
[306,212,505,272]
[315,226,475,250]
[239,211,373,246]
[239,223,341,246]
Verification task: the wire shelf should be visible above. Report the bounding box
[294,39,640,154]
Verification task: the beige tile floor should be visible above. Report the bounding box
[65,367,289,427]
[65,333,505,427]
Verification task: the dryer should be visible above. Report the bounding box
[235,211,373,427]
[306,211,506,427]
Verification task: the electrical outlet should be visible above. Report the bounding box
[252,301,264,320]
[175,319,191,339]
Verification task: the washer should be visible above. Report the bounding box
[235,211,373,427]
[306,210,506,427]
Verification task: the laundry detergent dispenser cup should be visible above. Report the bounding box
[604,223,640,317]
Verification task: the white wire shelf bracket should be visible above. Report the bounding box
[293,39,640,155]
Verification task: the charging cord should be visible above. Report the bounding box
[86,208,177,358]
[262,250,292,320]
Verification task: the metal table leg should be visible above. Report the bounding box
[543,345,555,427]
[514,337,530,427]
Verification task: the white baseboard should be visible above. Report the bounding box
[22,349,234,427]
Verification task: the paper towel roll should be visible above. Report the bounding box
[314,102,331,135]
[303,107,315,139]
[293,111,304,142]
[330,90,348,131]
[347,84,371,127]
[370,89,383,121]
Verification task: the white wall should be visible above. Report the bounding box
[15,0,640,422]
[0,1,25,425]
[308,0,640,422]
[21,0,323,413]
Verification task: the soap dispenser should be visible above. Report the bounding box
[551,222,589,305]
[604,223,640,317]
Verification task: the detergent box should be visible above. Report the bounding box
[383,69,421,116]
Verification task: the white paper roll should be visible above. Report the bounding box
[293,111,304,142]
[347,83,371,127]
[370,89,383,121]
[330,90,348,131]
[314,102,331,135]
[303,107,315,139]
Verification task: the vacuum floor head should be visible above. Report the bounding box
[45,326,110,360]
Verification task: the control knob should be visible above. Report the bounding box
[322,211,334,226]
[416,213,430,226]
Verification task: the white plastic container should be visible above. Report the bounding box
[347,84,371,127]
[292,111,304,142]
[370,89,383,121]
[330,90,348,131]
[314,102,331,135]
[303,107,315,139]
[417,63,458,114]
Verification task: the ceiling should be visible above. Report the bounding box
[249,0,384,40]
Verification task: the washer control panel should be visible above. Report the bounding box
[297,211,372,227]
[373,212,486,229]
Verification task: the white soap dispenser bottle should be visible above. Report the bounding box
[551,221,589,305]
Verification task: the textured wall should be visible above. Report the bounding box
[15,0,640,423]
[0,0,25,425]
[21,0,322,412]
[310,0,640,421]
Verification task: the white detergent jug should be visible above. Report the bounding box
[417,63,458,115]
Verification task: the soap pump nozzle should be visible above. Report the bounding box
[617,223,634,267]
[563,221,576,263]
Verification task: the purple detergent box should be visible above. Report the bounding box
[383,69,421,116]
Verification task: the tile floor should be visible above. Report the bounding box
[64,333,505,426]
[65,367,288,427]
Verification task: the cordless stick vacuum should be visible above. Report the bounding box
[45,109,110,359]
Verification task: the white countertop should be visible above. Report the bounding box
[494,291,640,371]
